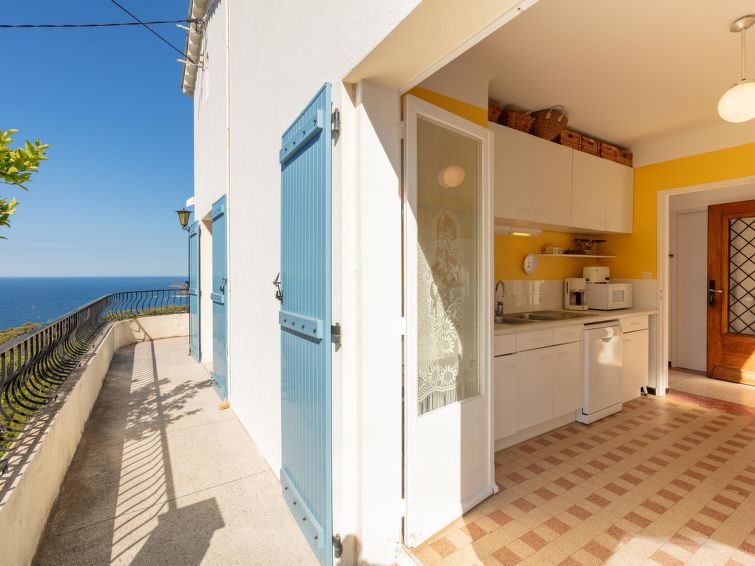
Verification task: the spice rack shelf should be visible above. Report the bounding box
[537,253,616,259]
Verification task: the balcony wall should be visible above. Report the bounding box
[0,314,187,566]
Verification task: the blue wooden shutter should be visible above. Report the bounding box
[211,196,228,399]
[188,221,201,361]
[279,84,333,565]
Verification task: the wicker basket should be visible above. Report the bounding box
[488,100,503,123]
[531,106,568,140]
[616,149,633,167]
[498,107,535,132]
[580,135,600,156]
[600,142,620,161]
[559,130,581,150]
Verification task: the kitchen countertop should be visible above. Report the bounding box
[494,308,658,335]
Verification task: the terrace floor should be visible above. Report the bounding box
[34,337,317,566]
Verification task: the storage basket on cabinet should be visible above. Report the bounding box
[498,107,535,132]
[531,106,568,140]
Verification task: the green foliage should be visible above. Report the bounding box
[1,129,49,237]
[0,321,41,346]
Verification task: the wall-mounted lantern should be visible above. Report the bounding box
[176,207,192,231]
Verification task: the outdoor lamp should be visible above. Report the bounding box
[176,207,192,231]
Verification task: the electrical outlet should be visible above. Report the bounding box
[642,271,652,279]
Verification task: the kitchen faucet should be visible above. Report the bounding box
[494,280,506,323]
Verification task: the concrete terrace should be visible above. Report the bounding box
[34,337,317,565]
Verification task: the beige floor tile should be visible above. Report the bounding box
[671,374,755,408]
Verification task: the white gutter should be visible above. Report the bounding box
[181,0,209,96]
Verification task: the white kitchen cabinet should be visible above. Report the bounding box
[494,354,517,440]
[531,139,573,226]
[572,151,633,233]
[571,151,607,231]
[621,328,649,398]
[494,124,535,221]
[552,342,582,416]
[605,163,634,233]
[516,348,554,430]
[492,123,572,227]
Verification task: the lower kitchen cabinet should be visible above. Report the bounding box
[552,342,582,416]
[516,348,554,430]
[621,328,649,397]
[494,354,517,439]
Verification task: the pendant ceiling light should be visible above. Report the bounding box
[718,15,755,123]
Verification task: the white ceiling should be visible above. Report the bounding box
[466,0,755,153]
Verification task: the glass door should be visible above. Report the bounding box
[403,95,494,546]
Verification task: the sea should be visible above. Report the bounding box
[0,276,187,330]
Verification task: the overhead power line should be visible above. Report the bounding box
[109,0,192,62]
[0,19,198,29]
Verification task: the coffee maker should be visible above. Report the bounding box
[564,278,588,311]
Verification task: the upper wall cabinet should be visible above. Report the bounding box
[573,151,633,233]
[493,124,573,227]
[492,122,634,234]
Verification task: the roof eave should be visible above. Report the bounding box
[181,0,209,96]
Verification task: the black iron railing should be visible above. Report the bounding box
[0,289,188,467]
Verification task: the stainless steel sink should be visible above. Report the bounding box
[509,312,558,321]
[503,310,594,323]
[500,316,535,325]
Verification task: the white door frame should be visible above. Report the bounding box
[403,95,495,546]
[656,174,755,392]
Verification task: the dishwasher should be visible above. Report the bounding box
[576,320,623,424]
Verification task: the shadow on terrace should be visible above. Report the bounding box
[32,337,317,565]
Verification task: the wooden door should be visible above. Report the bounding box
[707,199,755,386]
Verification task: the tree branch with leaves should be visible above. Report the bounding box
[1,129,49,237]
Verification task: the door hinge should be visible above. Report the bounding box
[399,498,407,517]
[399,120,405,139]
[332,108,341,134]
[399,317,407,336]
[331,323,342,347]
[332,534,343,559]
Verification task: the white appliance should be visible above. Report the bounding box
[583,266,610,283]
[586,283,633,310]
[577,321,623,424]
[564,278,588,311]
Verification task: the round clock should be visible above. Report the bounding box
[523,253,538,275]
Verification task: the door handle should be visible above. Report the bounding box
[220,277,228,293]
[273,272,283,303]
[709,280,722,305]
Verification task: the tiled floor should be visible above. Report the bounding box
[412,393,755,565]
[670,368,755,408]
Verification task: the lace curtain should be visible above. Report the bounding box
[416,116,481,415]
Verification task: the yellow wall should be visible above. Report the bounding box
[407,86,488,127]
[494,231,614,279]
[610,142,755,279]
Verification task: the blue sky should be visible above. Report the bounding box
[1,1,192,276]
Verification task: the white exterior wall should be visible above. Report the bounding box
[192,1,419,563]
[193,1,229,366]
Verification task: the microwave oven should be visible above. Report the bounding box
[586,283,633,310]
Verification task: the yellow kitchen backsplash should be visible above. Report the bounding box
[494,231,616,280]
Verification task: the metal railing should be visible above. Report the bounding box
[0,289,188,467]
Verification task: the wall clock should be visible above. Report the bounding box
[523,253,538,275]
